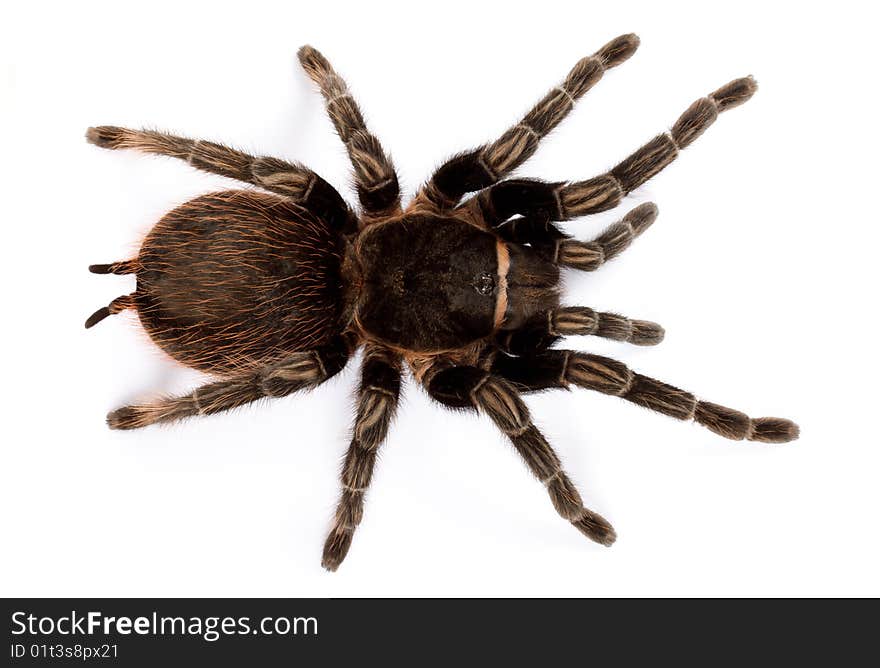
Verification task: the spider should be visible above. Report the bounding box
[85,34,798,571]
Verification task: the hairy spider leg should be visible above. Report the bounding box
[298,46,400,220]
[415,33,640,212]
[85,126,356,233]
[561,76,757,218]
[104,335,352,429]
[322,345,402,571]
[495,201,658,272]
[465,76,757,228]
[491,350,799,443]
[426,365,616,546]
[497,305,665,356]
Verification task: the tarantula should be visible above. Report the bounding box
[86,34,798,571]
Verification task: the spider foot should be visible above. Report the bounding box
[749,417,800,443]
[321,527,354,572]
[711,76,758,112]
[694,403,800,443]
[629,320,665,346]
[85,125,126,149]
[597,33,641,68]
[572,509,617,547]
[106,406,145,430]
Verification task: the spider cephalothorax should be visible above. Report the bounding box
[86,35,798,571]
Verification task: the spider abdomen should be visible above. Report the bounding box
[134,190,345,374]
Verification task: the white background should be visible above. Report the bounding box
[2,0,878,597]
